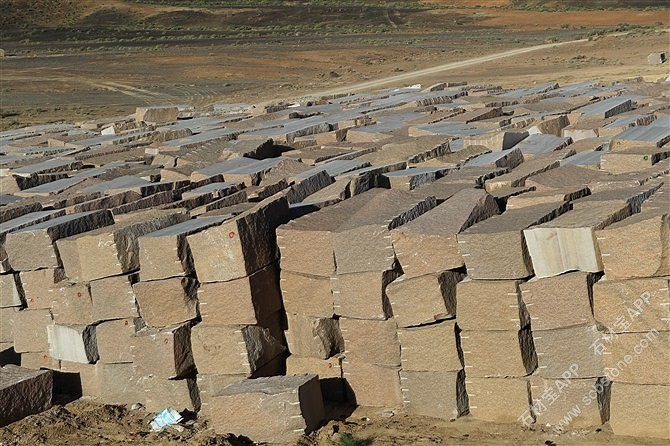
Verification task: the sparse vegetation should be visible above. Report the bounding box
[338,433,373,446]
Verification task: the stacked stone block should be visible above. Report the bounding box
[187,194,289,415]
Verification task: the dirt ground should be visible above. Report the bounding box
[1,399,670,446]
[1,1,668,130]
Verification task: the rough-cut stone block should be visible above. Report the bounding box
[208,374,325,443]
[331,269,400,320]
[141,375,200,413]
[13,309,52,353]
[197,373,246,416]
[136,106,178,124]
[133,277,198,327]
[4,210,114,271]
[51,282,94,325]
[285,314,343,360]
[505,186,589,209]
[609,382,670,439]
[0,365,52,426]
[456,279,529,331]
[20,268,65,310]
[391,189,499,277]
[285,354,345,402]
[593,277,670,333]
[280,270,334,318]
[97,318,142,364]
[533,324,604,379]
[333,190,435,274]
[602,331,669,385]
[198,263,282,325]
[131,323,194,378]
[57,209,188,282]
[339,317,400,367]
[19,351,59,370]
[0,308,18,343]
[47,324,98,364]
[388,271,464,328]
[523,201,634,278]
[276,189,385,276]
[596,208,670,279]
[398,320,462,372]
[138,215,229,281]
[465,377,531,424]
[458,201,569,279]
[343,361,403,408]
[529,377,609,430]
[601,146,670,174]
[0,273,23,308]
[190,324,285,376]
[483,149,575,191]
[401,369,468,419]
[461,328,536,378]
[98,362,143,406]
[189,194,289,282]
[90,274,139,321]
[519,272,598,330]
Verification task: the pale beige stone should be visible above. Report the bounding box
[398,320,462,372]
[133,277,198,327]
[456,279,529,331]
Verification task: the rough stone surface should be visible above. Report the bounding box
[391,189,499,277]
[339,317,400,367]
[609,382,670,439]
[13,309,52,353]
[461,328,537,378]
[401,369,468,419]
[465,377,531,424]
[131,323,194,379]
[198,263,282,325]
[47,324,98,364]
[208,374,325,443]
[285,314,343,360]
[398,320,462,372]
[456,279,529,331]
[331,269,400,320]
[532,324,604,379]
[388,271,464,328]
[0,365,53,426]
[133,277,198,328]
[280,270,334,318]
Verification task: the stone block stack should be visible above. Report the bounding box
[186,194,290,415]
[591,198,670,439]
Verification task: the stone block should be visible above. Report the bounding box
[458,201,570,279]
[461,328,537,378]
[593,277,670,333]
[401,369,468,419]
[333,190,435,274]
[19,352,59,370]
[595,208,670,279]
[285,354,345,402]
[456,279,529,331]
[523,201,634,278]
[602,331,669,385]
[190,324,285,376]
[600,146,670,174]
[609,382,669,439]
[188,194,289,282]
[197,373,247,416]
[465,377,531,424]
[4,210,114,271]
[339,317,400,367]
[57,209,188,282]
[0,273,23,307]
[13,309,52,353]
[141,375,200,413]
[97,318,143,364]
[285,314,343,360]
[533,324,604,379]
[135,106,178,124]
[19,268,65,310]
[331,269,400,320]
[98,362,144,406]
[276,189,385,276]
[519,272,598,331]
[388,271,464,328]
[343,361,403,408]
[130,323,194,379]
[208,374,325,443]
[483,149,575,191]
[391,189,499,277]
[0,308,18,343]
[0,365,52,426]
[47,324,98,364]
[398,320,462,372]
[51,282,94,325]
[138,215,229,281]
[133,277,198,328]
[198,263,283,326]
[90,274,139,321]
[529,377,609,430]
[280,270,334,318]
